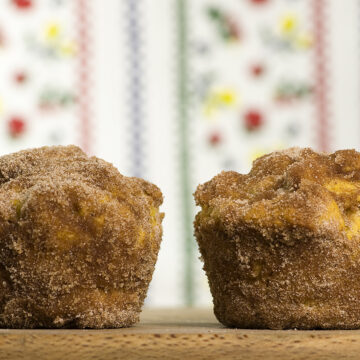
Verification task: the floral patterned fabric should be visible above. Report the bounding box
[0,0,359,306]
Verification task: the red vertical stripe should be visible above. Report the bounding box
[312,0,331,152]
[75,0,92,154]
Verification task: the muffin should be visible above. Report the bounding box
[0,145,163,328]
[194,148,360,329]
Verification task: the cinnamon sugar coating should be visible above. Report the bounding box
[194,148,360,329]
[0,145,163,328]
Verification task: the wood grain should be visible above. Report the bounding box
[1,308,360,359]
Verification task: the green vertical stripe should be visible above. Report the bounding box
[176,0,194,306]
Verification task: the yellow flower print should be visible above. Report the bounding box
[250,148,266,162]
[269,13,313,51]
[60,40,77,56]
[296,32,313,49]
[36,22,76,58]
[218,90,236,105]
[279,13,298,35]
[204,89,237,117]
[250,144,285,162]
[45,22,61,41]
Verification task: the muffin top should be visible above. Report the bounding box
[0,145,162,207]
[195,148,360,244]
[0,145,162,224]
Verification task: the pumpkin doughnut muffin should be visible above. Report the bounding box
[194,148,360,329]
[0,145,163,328]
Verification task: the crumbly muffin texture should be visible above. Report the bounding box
[194,148,360,329]
[0,145,163,328]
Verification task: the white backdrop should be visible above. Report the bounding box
[0,0,360,307]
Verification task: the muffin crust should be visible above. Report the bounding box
[195,148,360,329]
[0,145,163,328]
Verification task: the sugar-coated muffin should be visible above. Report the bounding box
[0,145,163,328]
[194,148,360,329]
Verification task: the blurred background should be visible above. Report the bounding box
[0,0,359,307]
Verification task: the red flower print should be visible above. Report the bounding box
[207,7,242,42]
[226,17,241,41]
[251,63,265,77]
[0,29,5,47]
[208,132,222,146]
[244,110,264,131]
[249,0,269,4]
[14,71,28,84]
[8,116,26,137]
[12,0,33,9]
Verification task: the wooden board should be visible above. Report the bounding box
[1,308,360,359]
